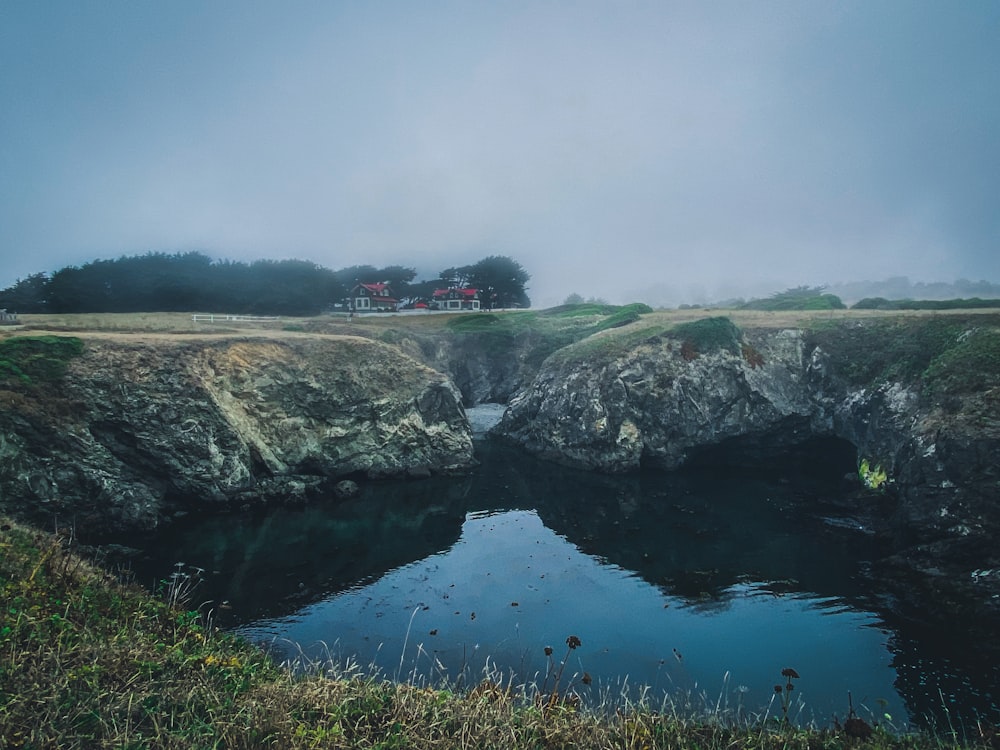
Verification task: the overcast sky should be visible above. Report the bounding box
[2,1,998,307]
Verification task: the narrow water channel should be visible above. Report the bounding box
[124,410,999,733]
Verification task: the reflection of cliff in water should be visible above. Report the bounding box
[130,439,873,625]
[128,490,468,624]
[470,441,877,606]
[124,439,998,729]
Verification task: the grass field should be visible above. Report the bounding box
[11,304,1000,335]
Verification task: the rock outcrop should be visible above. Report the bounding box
[498,320,1000,626]
[0,335,473,535]
[500,328,832,472]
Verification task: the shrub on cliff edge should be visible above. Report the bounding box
[668,317,742,358]
[0,334,83,384]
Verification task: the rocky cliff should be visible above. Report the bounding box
[497,315,1000,627]
[0,334,473,535]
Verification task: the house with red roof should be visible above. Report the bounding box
[350,282,398,312]
[432,287,481,311]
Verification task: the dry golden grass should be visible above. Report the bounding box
[14,305,1000,340]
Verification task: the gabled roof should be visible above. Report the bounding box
[432,287,479,298]
[355,282,391,294]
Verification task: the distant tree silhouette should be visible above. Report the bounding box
[0,273,50,313]
[437,256,530,309]
[3,252,530,314]
[440,265,475,288]
[36,252,342,315]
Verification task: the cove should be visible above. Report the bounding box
[126,427,999,733]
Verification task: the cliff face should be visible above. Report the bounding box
[500,329,832,472]
[497,321,1000,624]
[0,335,473,535]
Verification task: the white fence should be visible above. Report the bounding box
[192,314,280,323]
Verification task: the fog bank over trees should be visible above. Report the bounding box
[0,252,531,316]
[825,278,1000,306]
[3,251,996,316]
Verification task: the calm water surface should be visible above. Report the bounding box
[129,421,999,732]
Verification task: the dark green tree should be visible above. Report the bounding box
[39,252,343,315]
[439,265,474,288]
[467,255,531,309]
[47,262,114,313]
[407,277,450,303]
[334,265,380,289]
[377,265,417,288]
[242,259,342,315]
[0,273,50,313]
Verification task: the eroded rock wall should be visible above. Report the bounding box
[0,336,473,534]
[500,329,834,472]
[496,324,1000,622]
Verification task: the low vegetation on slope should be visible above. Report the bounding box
[806,315,1000,404]
[0,335,83,384]
[5,518,994,749]
[852,297,1000,311]
[738,286,847,311]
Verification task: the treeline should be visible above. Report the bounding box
[852,297,1000,310]
[0,252,531,316]
[828,276,1000,303]
[685,286,1000,312]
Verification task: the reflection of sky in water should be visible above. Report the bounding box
[240,509,905,727]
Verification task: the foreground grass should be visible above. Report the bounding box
[2,519,996,749]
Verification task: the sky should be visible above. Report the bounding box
[2,1,998,308]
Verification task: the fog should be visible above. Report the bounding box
[2,1,998,308]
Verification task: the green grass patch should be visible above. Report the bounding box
[543,308,735,368]
[0,335,84,384]
[443,304,656,369]
[590,303,654,332]
[807,318,962,386]
[667,316,742,358]
[545,323,668,366]
[741,287,846,311]
[923,328,1000,396]
[542,302,634,318]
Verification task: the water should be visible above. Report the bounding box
[126,426,999,733]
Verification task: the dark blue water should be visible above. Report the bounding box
[128,435,999,733]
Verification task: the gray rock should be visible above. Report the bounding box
[0,336,474,534]
[495,325,1000,620]
[333,479,360,499]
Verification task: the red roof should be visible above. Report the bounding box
[433,287,479,299]
[358,282,391,294]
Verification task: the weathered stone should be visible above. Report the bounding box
[333,479,360,499]
[499,329,831,473]
[495,325,1000,622]
[0,335,474,535]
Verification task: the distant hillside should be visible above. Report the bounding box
[827,277,1000,305]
